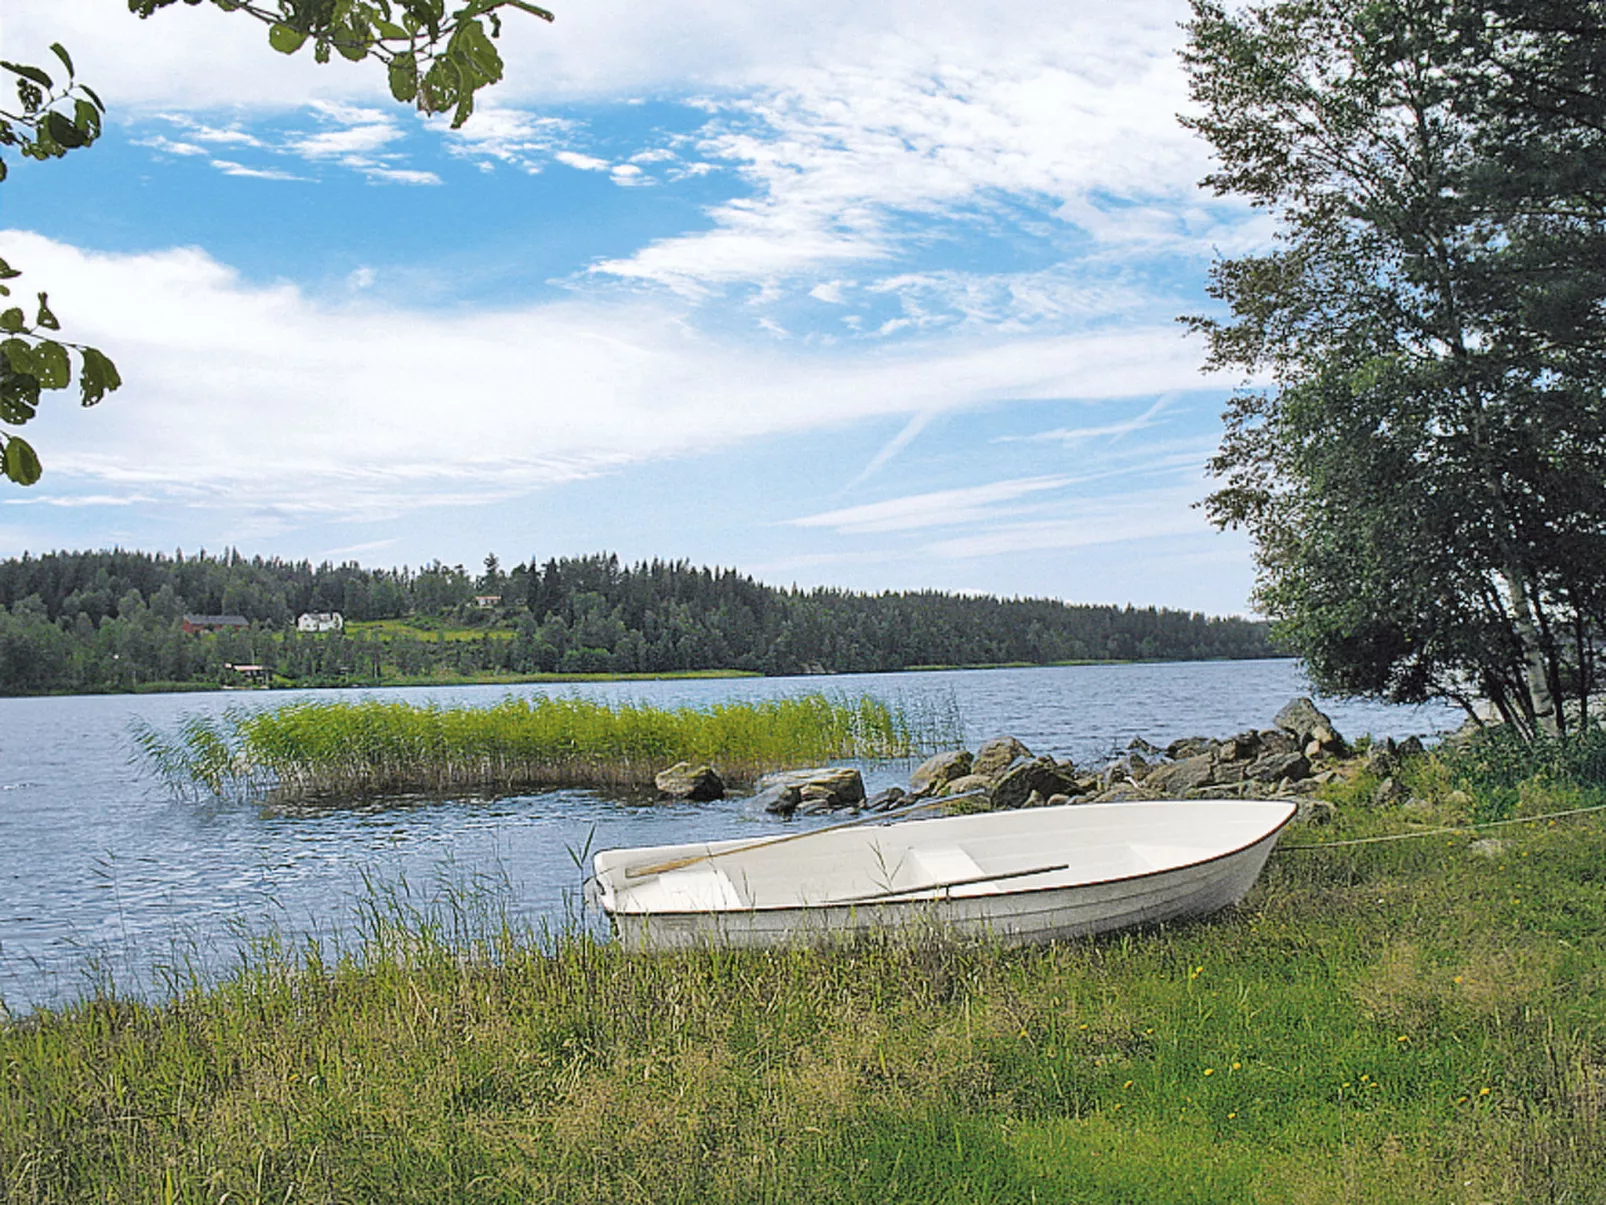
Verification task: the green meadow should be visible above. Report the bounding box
[5,748,1604,1203]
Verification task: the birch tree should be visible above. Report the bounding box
[1183,0,1606,737]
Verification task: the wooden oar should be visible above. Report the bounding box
[620,794,980,880]
[830,861,1072,905]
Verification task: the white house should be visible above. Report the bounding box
[297,611,344,633]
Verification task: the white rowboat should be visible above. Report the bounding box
[591,799,1297,951]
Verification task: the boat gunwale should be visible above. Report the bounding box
[598,799,1297,918]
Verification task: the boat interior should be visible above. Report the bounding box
[596,800,1295,914]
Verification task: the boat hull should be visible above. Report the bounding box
[594,799,1295,953]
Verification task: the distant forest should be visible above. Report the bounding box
[0,549,1275,694]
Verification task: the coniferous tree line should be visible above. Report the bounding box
[0,549,1274,694]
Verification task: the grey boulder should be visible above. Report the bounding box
[993,757,1080,810]
[909,750,973,797]
[756,766,866,815]
[973,736,1032,779]
[654,762,725,801]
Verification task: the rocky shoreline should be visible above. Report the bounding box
[654,696,1430,825]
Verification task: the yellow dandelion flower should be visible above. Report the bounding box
[1397,1035,1409,1043]
[1479,1087,1491,1097]
[1231,1062,1242,1070]
[1123,1080,1134,1089]
[1457,1094,1469,1104]
[1227,1111,1237,1119]
[1205,1068,1215,1076]
[1453,975,1464,984]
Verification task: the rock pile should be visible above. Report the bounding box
[650,696,1431,823]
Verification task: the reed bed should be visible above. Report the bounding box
[132,692,957,803]
[5,788,1605,1203]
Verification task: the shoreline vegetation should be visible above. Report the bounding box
[134,693,961,803]
[16,659,1165,699]
[0,548,1274,696]
[4,766,1603,1202]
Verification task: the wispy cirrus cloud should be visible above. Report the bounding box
[789,476,1076,535]
[997,395,1177,446]
[923,484,1208,559]
[4,232,1223,527]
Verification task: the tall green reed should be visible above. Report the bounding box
[133,692,960,804]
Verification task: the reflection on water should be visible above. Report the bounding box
[0,660,1461,1011]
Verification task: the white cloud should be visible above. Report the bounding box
[843,410,931,489]
[288,124,400,160]
[590,5,1229,294]
[360,166,442,186]
[134,135,207,157]
[790,476,1076,535]
[159,117,265,148]
[441,106,569,172]
[210,159,303,181]
[4,231,1222,524]
[922,485,1210,559]
[555,150,611,172]
[998,395,1177,446]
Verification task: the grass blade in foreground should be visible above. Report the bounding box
[4,793,1604,1203]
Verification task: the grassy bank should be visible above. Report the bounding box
[134,693,957,803]
[5,779,1605,1202]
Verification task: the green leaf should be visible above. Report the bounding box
[0,258,19,281]
[1,338,34,374]
[34,292,59,331]
[79,347,121,407]
[3,434,43,485]
[0,308,25,333]
[46,110,88,149]
[268,23,309,54]
[388,55,419,103]
[374,18,409,38]
[80,84,105,113]
[503,1,555,22]
[1,61,54,90]
[33,341,70,390]
[0,393,36,425]
[74,99,102,140]
[49,43,75,78]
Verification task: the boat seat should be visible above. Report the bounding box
[642,866,744,911]
[909,846,1001,895]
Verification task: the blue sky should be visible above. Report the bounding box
[0,0,1271,613]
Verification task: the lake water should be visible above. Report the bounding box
[0,660,1461,1013]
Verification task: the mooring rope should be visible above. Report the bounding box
[1276,799,1606,851]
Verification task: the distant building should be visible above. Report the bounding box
[297,611,344,633]
[474,595,502,609]
[181,614,249,635]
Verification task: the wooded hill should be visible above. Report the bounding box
[0,549,1274,693]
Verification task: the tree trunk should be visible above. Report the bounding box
[1502,564,1561,738]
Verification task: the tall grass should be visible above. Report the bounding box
[132,693,957,804]
[5,796,1605,1203]
[1441,724,1606,823]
